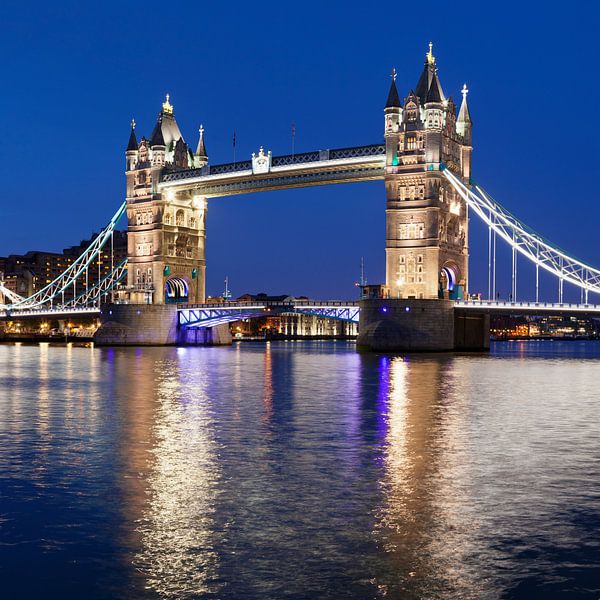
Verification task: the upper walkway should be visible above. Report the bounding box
[159,144,386,197]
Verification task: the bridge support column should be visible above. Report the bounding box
[94,304,178,345]
[357,299,488,352]
[177,324,232,346]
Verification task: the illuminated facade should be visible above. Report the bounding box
[124,96,208,304]
[384,44,472,299]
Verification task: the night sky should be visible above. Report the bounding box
[1,1,598,301]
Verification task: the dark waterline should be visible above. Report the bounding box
[1,340,599,599]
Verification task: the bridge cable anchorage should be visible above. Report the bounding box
[442,166,600,301]
[4,202,126,311]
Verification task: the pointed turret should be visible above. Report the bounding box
[384,68,402,166]
[196,125,207,157]
[126,119,138,151]
[456,83,473,178]
[425,71,444,104]
[385,68,401,108]
[415,42,437,103]
[149,114,166,147]
[457,83,472,127]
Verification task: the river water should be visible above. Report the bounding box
[0,340,599,599]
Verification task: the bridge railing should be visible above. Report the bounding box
[455,300,600,311]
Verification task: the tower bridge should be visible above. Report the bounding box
[2,43,600,350]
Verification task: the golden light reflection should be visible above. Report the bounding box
[262,342,273,423]
[131,350,222,598]
[374,356,483,597]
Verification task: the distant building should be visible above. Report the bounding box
[0,231,127,303]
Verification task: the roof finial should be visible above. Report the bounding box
[199,124,204,137]
[427,41,435,65]
[131,118,136,130]
[461,83,469,99]
[162,93,173,115]
[391,67,397,82]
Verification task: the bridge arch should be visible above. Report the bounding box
[165,277,189,304]
[440,260,461,298]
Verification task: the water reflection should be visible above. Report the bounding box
[370,356,489,598]
[112,348,222,598]
[1,342,599,599]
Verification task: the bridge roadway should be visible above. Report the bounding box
[159,144,386,197]
[178,300,361,328]
[4,300,600,324]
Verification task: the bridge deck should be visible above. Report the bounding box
[456,300,600,314]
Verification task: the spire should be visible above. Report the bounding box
[126,118,138,152]
[162,93,173,115]
[195,124,207,157]
[457,83,472,123]
[426,41,435,66]
[149,114,166,147]
[385,68,401,108]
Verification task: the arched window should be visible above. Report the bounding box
[164,212,172,225]
[189,216,196,228]
[176,210,184,226]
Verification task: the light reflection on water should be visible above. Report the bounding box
[0,340,599,599]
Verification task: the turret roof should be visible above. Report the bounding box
[425,72,444,104]
[385,69,401,108]
[457,84,472,123]
[150,94,185,148]
[196,125,207,157]
[126,120,138,152]
[149,115,166,147]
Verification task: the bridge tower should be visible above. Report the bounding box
[384,44,472,300]
[124,96,208,304]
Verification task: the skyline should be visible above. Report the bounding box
[1,1,598,300]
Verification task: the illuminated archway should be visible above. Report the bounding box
[439,262,461,299]
[165,277,189,304]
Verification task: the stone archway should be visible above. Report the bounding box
[165,277,189,304]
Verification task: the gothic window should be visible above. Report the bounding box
[136,268,141,284]
[164,212,172,225]
[147,268,152,283]
[405,102,417,122]
[189,216,197,228]
[399,222,424,240]
[407,136,416,151]
[176,210,184,226]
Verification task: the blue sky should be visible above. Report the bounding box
[0,0,597,300]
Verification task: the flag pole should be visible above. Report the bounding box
[291,122,296,158]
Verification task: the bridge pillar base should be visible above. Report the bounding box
[178,324,232,346]
[94,304,178,346]
[357,299,489,352]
